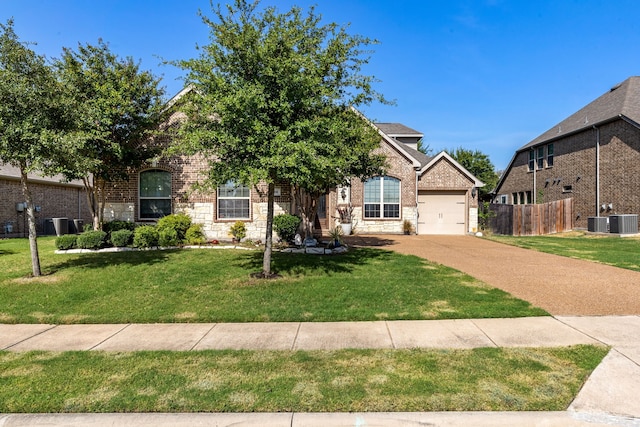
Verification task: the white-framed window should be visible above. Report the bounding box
[218,181,250,219]
[547,143,554,167]
[139,169,172,219]
[528,150,535,172]
[537,146,544,170]
[364,176,400,219]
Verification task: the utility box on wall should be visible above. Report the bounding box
[609,215,638,234]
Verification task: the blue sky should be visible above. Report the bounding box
[4,0,640,170]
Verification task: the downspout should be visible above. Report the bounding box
[415,169,420,234]
[593,125,600,217]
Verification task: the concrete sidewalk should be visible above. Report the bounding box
[1,316,639,426]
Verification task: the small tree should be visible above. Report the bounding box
[54,41,165,230]
[174,1,388,276]
[0,20,69,276]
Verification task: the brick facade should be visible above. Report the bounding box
[1,177,91,237]
[495,119,640,230]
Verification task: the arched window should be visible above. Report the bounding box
[364,176,400,218]
[218,181,250,219]
[139,169,172,219]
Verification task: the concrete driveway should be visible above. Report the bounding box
[347,235,640,316]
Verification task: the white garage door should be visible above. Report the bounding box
[417,191,466,235]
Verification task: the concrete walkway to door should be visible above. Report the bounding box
[346,235,640,316]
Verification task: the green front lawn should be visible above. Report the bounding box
[0,346,607,412]
[0,237,546,323]
[487,232,640,272]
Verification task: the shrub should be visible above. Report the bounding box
[229,221,247,242]
[110,229,133,247]
[103,220,136,235]
[273,214,301,242]
[133,225,159,248]
[76,230,107,250]
[158,228,179,247]
[156,214,192,243]
[186,223,207,245]
[55,234,77,250]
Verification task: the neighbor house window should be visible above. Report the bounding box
[526,191,532,204]
[139,169,172,219]
[512,192,518,204]
[547,143,554,167]
[537,146,544,169]
[218,181,250,219]
[528,151,535,171]
[364,176,400,218]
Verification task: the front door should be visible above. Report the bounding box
[314,194,328,236]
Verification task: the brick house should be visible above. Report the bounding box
[102,90,483,239]
[0,164,91,237]
[493,76,640,231]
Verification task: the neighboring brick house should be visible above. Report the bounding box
[493,76,640,231]
[102,90,483,239]
[0,165,91,237]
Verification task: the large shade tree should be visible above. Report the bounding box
[175,0,389,277]
[54,41,165,230]
[0,20,68,277]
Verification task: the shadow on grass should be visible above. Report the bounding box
[233,247,395,276]
[44,249,174,275]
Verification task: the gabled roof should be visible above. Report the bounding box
[418,151,485,187]
[520,76,640,150]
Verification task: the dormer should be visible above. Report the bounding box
[374,123,424,151]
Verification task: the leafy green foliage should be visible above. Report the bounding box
[158,228,179,247]
[133,225,159,248]
[110,229,133,247]
[447,147,499,199]
[273,214,301,242]
[55,235,77,250]
[185,223,207,245]
[53,40,165,230]
[174,0,389,274]
[0,19,71,276]
[228,221,247,242]
[103,220,136,234]
[76,231,107,250]
[156,214,192,243]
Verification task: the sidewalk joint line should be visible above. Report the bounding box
[89,324,131,350]
[470,319,499,347]
[385,321,397,349]
[291,323,301,351]
[2,324,58,350]
[190,323,218,351]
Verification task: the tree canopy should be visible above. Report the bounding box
[54,40,165,229]
[446,147,499,199]
[175,0,389,276]
[0,19,68,276]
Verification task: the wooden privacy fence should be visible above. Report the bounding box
[489,198,574,236]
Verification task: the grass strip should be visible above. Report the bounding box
[487,233,640,272]
[0,345,607,413]
[0,237,546,323]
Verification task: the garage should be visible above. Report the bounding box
[417,191,467,235]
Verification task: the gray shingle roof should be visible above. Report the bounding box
[374,123,424,137]
[519,76,640,151]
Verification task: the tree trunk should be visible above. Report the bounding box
[262,182,275,276]
[20,168,41,277]
[83,175,103,230]
[293,186,319,239]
